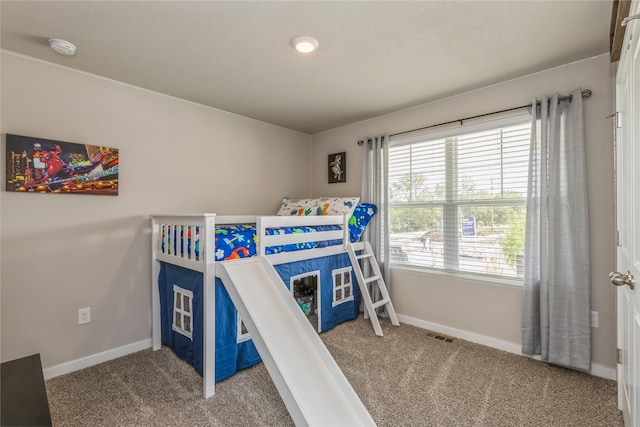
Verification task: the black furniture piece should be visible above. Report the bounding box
[1,353,52,426]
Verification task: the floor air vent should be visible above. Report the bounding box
[426,332,454,343]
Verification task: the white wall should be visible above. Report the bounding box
[0,52,311,368]
[311,54,617,369]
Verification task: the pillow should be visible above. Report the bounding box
[276,197,319,216]
[315,196,360,217]
[276,196,360,217]
[348,203,378,242]
[313,203,378,245]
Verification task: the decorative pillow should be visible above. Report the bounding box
[313,202,378,245]
[276,196,360,217]
[315,196,360,217]
[348,203,378,242]
[276,197,319,216]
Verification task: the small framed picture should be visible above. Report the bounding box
[328,152,346,184]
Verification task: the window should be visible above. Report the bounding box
[332,267,354,307]
[172,285,193,339]
[388,115,530,280]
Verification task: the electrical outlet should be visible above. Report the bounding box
[590,310,599,328]
[78,307,91,325]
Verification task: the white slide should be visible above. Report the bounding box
[216,257,376,427]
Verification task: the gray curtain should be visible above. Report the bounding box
[522,88,591,371]
[360,134,390,306]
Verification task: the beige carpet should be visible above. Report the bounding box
[46,316,623,426]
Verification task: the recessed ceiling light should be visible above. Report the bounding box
[49,38,76,56]
[292,36,318,54]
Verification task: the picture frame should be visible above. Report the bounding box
[5,134,119,195]
[328,152,346,184]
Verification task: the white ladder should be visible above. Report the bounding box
[347,241,400,336]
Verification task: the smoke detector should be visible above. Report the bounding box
[49,38,76,56]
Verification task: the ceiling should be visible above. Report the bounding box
[1,1,612,135]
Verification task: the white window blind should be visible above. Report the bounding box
[388,116,530,280]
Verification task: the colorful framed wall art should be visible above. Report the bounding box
[5,134,119,195]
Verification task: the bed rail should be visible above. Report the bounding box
[256,214,349,264]
[151,214,216,272]
[151,213,352,270]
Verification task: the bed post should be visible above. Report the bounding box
[256,216,266,257]
[343,214,350,249]
[150,216,162,351]
[203,214,216,398]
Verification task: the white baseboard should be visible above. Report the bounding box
[43,339,152,380]
[396,314,616,381]
[589,363,617,381]
[42,318,618,382]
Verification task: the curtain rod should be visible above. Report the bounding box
[358,89,591,144]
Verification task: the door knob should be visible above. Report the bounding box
[609,271,635,289]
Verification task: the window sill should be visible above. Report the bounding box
[390,264,523,288]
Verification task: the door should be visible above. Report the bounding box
[614,3,640,425]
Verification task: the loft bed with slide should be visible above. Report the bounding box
[150,196,398,426]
